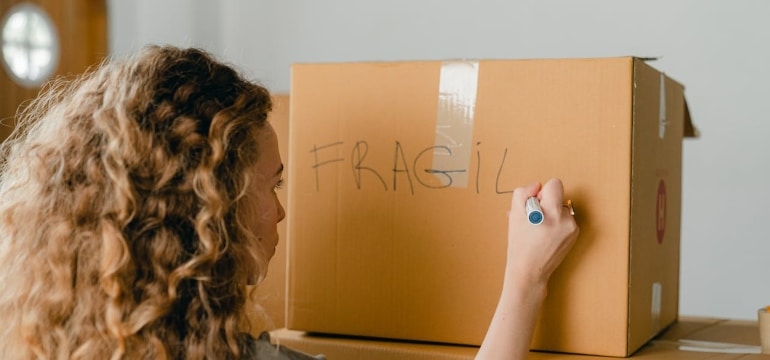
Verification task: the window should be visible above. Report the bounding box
[1,3,59,88]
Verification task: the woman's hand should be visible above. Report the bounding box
[476,178,579,360]
[506,178,579,288]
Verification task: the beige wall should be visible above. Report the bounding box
[108,0,770,322]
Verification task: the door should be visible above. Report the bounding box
[0,0,107,144]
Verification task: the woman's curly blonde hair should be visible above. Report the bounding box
[0,45,273,359]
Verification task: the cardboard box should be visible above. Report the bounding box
[270,329,478,360]
[269,317,763,360]
[287,57,697,356]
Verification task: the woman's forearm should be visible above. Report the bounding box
[476,179,579,360]
[475,273,547,360]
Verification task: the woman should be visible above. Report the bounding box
[0,45,577,359]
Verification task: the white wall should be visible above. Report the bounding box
[108,0,770,321]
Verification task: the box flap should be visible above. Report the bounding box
[684,101,699,138]
[634,57,698,139]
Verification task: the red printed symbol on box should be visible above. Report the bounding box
[656,179,666,244]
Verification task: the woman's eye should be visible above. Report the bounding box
[275,178,285,190]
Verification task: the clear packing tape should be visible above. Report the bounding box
[649,314,767,355]
[649,339,760,354]
[433,61,478,188]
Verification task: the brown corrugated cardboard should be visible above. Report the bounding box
[287,57,696,356]
[270,317,763,360]
[245,95,290,334]
[270,329,478,360]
